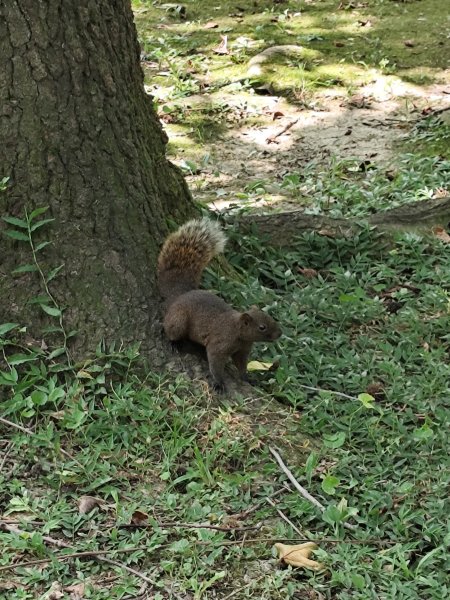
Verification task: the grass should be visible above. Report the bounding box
[135,0,449,158]
[2,169,450,598]
[1,1,450,598]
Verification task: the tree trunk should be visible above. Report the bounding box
[238,196,450,246]
[0,0,195,361]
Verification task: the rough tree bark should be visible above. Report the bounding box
[0,1,194,361]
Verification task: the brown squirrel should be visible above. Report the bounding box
[158,218,281,390]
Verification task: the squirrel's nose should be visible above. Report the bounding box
[273,328,282,340]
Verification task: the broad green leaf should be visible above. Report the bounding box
[48,347,66,360]
[413,425,434,441]
[0,323,19,336]
[321,475,340,495]
[4,230,29,241]
[31,390,48,406]
[30,218,55,232]
[8,353,38,366]
[323,431,346,449]
[169,538,190,554]
[29,295,51,305]
[40,304,62,317]
[2,215,28,229]
[358,392,375,408]
[352,574,365,590]
[35,241,51,252]
[29,207,49,221]
[12,264,38,275]
[46,264,64,283]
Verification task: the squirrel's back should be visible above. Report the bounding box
[158,218,227,302]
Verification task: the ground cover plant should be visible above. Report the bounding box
[1,0,450,598]
[1,184,450,598]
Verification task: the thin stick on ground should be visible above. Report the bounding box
[0,441,13,472]
[266,118,299,144]
[266,496,303,536]
[0,415,82,466]
[0,523,156,585]
[296,385,358,401]
[221,575,266,600]
[0,535,398,573]
[269,446,358,531]
[123,521,262,533]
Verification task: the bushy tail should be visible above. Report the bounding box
[158,218,227,302]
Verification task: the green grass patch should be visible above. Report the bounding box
[2,218,450,597]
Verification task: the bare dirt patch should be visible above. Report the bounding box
[167,76,450,210]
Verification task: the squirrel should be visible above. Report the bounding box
[158,218,281,391]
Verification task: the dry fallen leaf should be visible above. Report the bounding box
[131,510,149,525]
[298,267,319,278]
[317,229,336,238]
[213,35,229,55]
[78,495,102,514]
[44,582,64,600]
[432,187,449,198]
[204,21,218,29]
[65,582,85,600]
[247,360,274,372]
[275,542,324,571]
[404,39,415,47]
[433,226,450,244]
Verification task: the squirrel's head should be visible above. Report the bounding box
[239,306,281,342]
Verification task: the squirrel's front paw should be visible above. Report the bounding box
[212,381,226,393]
[170,340,183,354]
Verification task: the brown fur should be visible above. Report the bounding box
[158,219,281,390]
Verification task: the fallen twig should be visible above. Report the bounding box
[269,446,358,531]
[266,118,299,144]
[0,416,81,466]
[296,385,358,401]
[0,523,156,584]
[266,496,303,536]
[122,521,261,533]
[0,441,14,472]
[221,575,266,600]
[0,534,398,573]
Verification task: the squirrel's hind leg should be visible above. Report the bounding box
[206,347,227,392]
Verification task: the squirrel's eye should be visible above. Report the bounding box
[259,324,267,331]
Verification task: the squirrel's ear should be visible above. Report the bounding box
[241,312,253,326]
[250,304,259,311]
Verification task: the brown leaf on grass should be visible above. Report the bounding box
[65,582,85,600]
[433,226,450,243]
[44,582,64,600]
[272,110,285,120]
[204,21,218,29]
[131,510,149,525]
[247,360,274,372]
[366,382,385,399]
[432,187,449,198]
[334,41,345,47]
[213,35,229,54]
[404,39,415,47]
[78,495,102,514]
[317,229,336,238]
[275,542,324,570]
[298,267,319,278]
